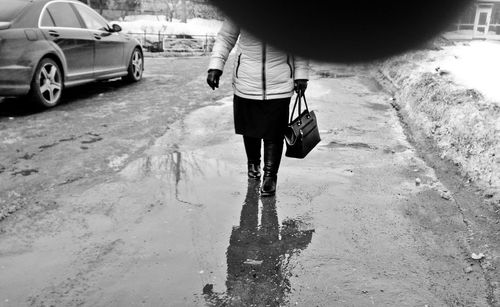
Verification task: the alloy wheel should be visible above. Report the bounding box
[38,62,62,106]
[131,50,143,79]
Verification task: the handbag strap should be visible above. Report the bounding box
[289,89,310,123]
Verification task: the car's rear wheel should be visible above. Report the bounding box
[123,48,143,82]
[30,58,63,108]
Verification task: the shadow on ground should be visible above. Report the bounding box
[203,179,314,306]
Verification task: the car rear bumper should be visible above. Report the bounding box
[0,65,32,96]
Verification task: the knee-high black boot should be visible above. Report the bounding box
[243,136,261,179]
[261,138,284,196]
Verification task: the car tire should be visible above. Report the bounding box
[123,48,143,82]
[30,58,63,108]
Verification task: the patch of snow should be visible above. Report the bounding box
[377,39,500,201]
[420,40,500,103]
[108,154,129,170]
[122,14,167,22]
[112,16,222,37]
[2,137,21,144]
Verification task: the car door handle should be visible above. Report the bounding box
[93,33,102,40]
[48,30,59,37]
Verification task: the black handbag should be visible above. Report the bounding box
[284,90,321,159]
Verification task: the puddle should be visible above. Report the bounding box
[319,129,334,134]
[20,153,35,160]
[59,136,77,142]
[359,76,386,92]
[322,141,375,150]
[142,74,175,79]
[203,180,314,306]
[365,102,391,111]
[39,143,58,150]
[81,137,103,144]
[11,169,38,176]
[121,150,203,180]
[81,133,103,144]
[120,149,238,207]
[58,176,84,186]
[345,126,372,135]
[383,144,410,154]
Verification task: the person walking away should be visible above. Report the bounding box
[206,19,310,196]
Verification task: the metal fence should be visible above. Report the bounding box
[128,32,216,55]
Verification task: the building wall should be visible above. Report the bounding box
[492,3,500,23]
[460,4,477,25]
[450,1,500,32]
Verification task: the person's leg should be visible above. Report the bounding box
[261,138,284,196]
[243,135,261,179]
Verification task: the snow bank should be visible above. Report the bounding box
[112,15,222,36]
[417,40,500,104]
[375,38,500,205]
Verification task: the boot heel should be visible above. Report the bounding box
[260,176,276,196]
[248,162,261,179]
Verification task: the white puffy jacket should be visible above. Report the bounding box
[208,19,309,100]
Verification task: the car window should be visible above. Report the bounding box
[0,0,29,22]
[73,4,109,31]
[45,2,82,28]
[40,10,55,27]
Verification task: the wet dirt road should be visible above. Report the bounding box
[0,57,495,306]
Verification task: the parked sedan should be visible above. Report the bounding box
[0,0,144,108]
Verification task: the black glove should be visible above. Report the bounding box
[294,79,308,93]
[207,69,222,90]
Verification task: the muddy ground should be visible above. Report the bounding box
[370,40,500,305]
[0,56,498,306]
[0,57,231,220]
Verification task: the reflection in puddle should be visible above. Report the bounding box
[204,180,314,306]
[122,150,192,180]
[120,149,235,206]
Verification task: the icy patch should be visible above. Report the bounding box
[2,137,22,144]
[108,154,129,170]
[306,80,334,100]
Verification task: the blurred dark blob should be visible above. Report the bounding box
[209,0,473,62]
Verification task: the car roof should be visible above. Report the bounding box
[32,0,83,5]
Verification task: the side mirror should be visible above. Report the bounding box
[111,24,122,33]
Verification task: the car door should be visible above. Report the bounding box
[39,1,94,82]
[72,3,126,77]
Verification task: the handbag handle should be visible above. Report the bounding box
[289,89,310,124]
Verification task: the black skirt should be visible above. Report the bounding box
[233,95,291,140]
